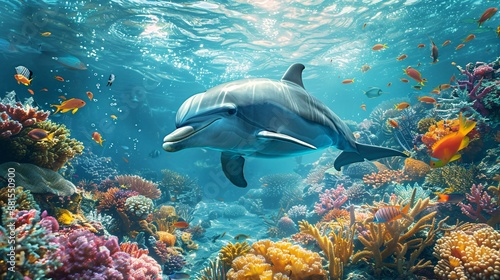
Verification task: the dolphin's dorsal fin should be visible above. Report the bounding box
[281,63,305,89]
[221,152,247,188]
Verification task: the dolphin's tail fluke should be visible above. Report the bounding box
[333,143,408,171]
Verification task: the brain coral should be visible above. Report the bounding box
[227,239,326,280]
[125,195,154,220]
[434,223,500,280]
[403,158,430,181]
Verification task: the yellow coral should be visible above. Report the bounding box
[227,240,326,280]
[219,242,251,269]
[403,158,430,181]
[421,119,460,149]
[156,231,176,247]
[434,223,500,280]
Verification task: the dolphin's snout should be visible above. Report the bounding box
[163,126,195,143]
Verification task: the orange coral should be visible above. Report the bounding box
[157,231,176,247]
[434,223,500,279]
[227,240,327,280]
[421,119,460,149]
[321,208,350,223]
[362,169,411,188]
[403,158,430,181]
[115,175,161,199]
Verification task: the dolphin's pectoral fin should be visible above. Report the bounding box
[281,63,305,89]
[221,152,247,188]
[257,131,317,150]
[333,151,365,171]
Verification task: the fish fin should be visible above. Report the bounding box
[221,152,247,188]
[458,112,476,136]
[458,136,470,151]
[50,105,60,114]
[257,130,316,150]
[333,142,408,171]
[72,108,78,114]
[401,202,411,214]
[60,109,71,113]
[281,63,305,89]
[449,153,461,162]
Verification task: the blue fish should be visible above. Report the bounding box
[168,272,190,279]
[54,55,87,70]
[162,63,407,187]
[363,87,385,98]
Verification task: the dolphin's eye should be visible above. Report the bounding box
[228,108,237,115]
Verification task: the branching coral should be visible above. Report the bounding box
[434,223,500,280]
[352,198,444,277]
[0,92,49,139]
[227,239,327,280]
[458,183,499,226]
[0,186,38,213]
[314,184,347,215]
[116,175,161,200]
[161,169,201,205]
[425,164,477,193]
[219,241,251,270]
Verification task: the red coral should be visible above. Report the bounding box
[362,169,411,188]
[120,242,149,258]
[0,101,49,139]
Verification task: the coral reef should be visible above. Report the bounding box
[226,239,327,279]
[314,184,347,215]
[342,161,378,179]
[402,158,430,181]
[362,169,411,188]
[434,223,500,280]
[458,183,499,226]
[260,173,302,209]
[153,240,186,274]
[219,241,251,270]
[0,162,77,196]
[424,164,477,193]
[160,169,201,206]
[0,186,38,214]
[72,149,118,183]
[286,204,308,222]
[116,175,161,200]
[0,120,84,171]
[125,195,154,220]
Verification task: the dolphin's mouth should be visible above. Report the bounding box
[162,119,219,151]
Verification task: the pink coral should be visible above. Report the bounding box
[0,100,49,138]
[473,64,493,77]
[458,184,499,223]
[314,184,347,215]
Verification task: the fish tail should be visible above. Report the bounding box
[458,112,476,136]
[50,104,60,114]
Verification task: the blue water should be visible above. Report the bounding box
[0,0,498,197]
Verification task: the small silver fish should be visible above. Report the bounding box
[363,87,384,98]
[107,74,115,86]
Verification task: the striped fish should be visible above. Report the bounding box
[374,203,413,223]
[15,66,33,79]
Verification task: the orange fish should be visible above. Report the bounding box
[86,91,93,100]
[430,112,476,168]
[92,131,105,146]
[417,43,425,48]
[342,78,355,84]
[54,76,65,82]
[400,78,409,83]
[173,220,189,229]
[27,89,34,95]
[40,32,51,37]
[40,88,48,92]
[437,193,465,203]
[372,43,388,51]
[360,104,366,111]
[110,114,118,120]
[441,40,451,47]
[374,203,412,223]
[27,128,54,142]
[455,44,465,50]
[396,54,407,61]
[477,7,498,27]
[430,88,441,95]
[14,74,32,86]
[394,102,410,110]
[50,98,86,114]
[403,66,426,86]
[439,84,451,90]
[450,74,456,83]
[58,95,67,100]
[122,157,129,163]
[462,34,475,43]
[417,96,436,104]
[387,119,399,128]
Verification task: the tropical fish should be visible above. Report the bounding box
[430,88,441,95]
[417,43,425,48]
[362,23,367,29]
[360,64,371,72]
[463,34,475,42]
[394,102,410,110]
[51,98,86,114]
[387,119,399,128]
[428,36,439,64]
[168,272,190,279]
[455,44,465,50]
[211,232,226,243]
[417,96,436,104]
[360,104,366,111]
[173,220,189,229]
[363,87,384,98]
[14,66,33,86]
[40,32,51,37]
[439,84,451,90]
[412,85,423,90]
[162,64,407,187]
[107,74,115,86]
[387,82,392,87]
[54,75,64,82]
[441,40,451,47]
[92,131,104,146]
[27,89,34,95]
[58,95,67,100]
[477,7,497,27]
[403,66,426,86]
[40,88,48,92]
[86,91,93,100]
[437,193,465,203]
[497,26,500,37]
[374,203,412,223]
[110,114,118,120]
[396,54,407,61]
[400,78,409,83]
[28,128,54,142]
[54,55,87,70]
[234,234,250,241]
[342,78,355,84]
[430,112,476,168]
[372,43,388,51]
[450,74,456,83]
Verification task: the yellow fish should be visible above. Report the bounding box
[50,98,86,114]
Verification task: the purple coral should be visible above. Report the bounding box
[458,184,499,223]
[314,184,347,215]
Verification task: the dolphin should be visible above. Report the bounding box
[162,63,407,187]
